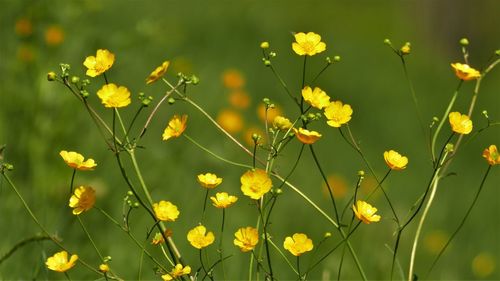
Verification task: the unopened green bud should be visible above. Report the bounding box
[126,199,132,205]
[81,79,90,86]
[383,38,392,45]
[433,116,439,122]
[190,75,200,85]
[482,110,489,119]
[357,170,365,176]
[2,163,14,171]
[133,202,140,208]
[103,256,112,262]
[324,232,332,238]
[71,76,80,84]
[263,98,270,105]
[275,188,283,195]
[459,38,469,46]
[127,191,134,196]
[495,50,500,56]
[264,59,271,66]
[269,52,276,58]
[142,97,152,106]
[307,113,315,120]
[445,143,454,152]
[80,90,89,98]
[326,57,332,64]
[252,133,261,143]
[333,55,341,62]
[47,71,57,81]
[260,41,270,49]
[168,97,176,105]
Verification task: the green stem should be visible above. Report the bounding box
[201,189,210,222]
[219,209,227,281]
[77,215,104,260]
[69,169,76,195]
[0,235,51,265]
[267,239,298,275]
[268,65,300,107]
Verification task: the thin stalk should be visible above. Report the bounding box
[69,169,76,195]
[311,62,332,84]
[267,239,298,275]
[201,189,210,222]
[268,65,300,107]
[77,215,104,260]
[0,235,51,265]
[219,209,227,281]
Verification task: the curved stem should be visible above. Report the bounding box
[77,215,104,260]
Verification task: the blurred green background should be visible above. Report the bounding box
[1,0,499,280]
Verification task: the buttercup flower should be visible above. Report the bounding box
[210,192,238,208]
[292,32,326,56]
[153,201,180,222]
[293,128,322,144]
[216,109,244,134]
[44,25,64,46]
[222,69,245,89]
[99,263,110,273]
[46,251,78,272]
[197,173,223,189]
[162,115,188,141]
[69,186,96,215]
[483,145,500,166]
[96,83,131,108]
[449,112,473,134]
[240,169,273,200]
[146,60,169,84]
[400,42,411,55]
[229,90,251,109]
[59,150,97,171]
[353,200,381,224]
[302,86,330,109]
[283,233,314,256]
[451,63,481,81]
[187,225,215,249]
[273,116,293,131]
[234,227,259,252]
[384,150,409,170]
[162,264,191,281]
[83,49,115,77]
[324,101,353,128]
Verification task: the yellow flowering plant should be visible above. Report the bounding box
[1,29,498,281]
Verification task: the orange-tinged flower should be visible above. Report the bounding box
[449,112,473,134]
[229,90,251,109]
[151,232,165,245]
[292,32,326,56]
[45,251,78,272]
[15,18,33,36]
[483,145,500,166]
[210,192,238,208]
[322,174,348,199]
[44,25,64,46]
[162,115,188,141]
[283,233,313,256]
[217,109,244,134]
[59,150,97,171]
[234,227,259,252]
[197,173,223,189]
[83,49,115,77]
[162,264,191,281]
[451,63,481,81]
[222,69,245,89]
[240,169,272,200]
[273,116,293,131]
[69,186,96,215]
[153,201,180,222]
[293,128,321,144]
[353,200,381,224]
[187,225,215,249]
[97,83,131,108]
[146,60,169,84]
[302,86,330,109]
[324,101,353,128]
[384,150,408,170]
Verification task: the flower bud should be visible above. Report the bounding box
[264,59,271,66]
[190,75,200,85]
[80,90,89,98]
[252,133,261,143]
[495,50,500,56]
[400,42,411,55]
[333,55,341,62]
[71,76,80,84]
[260,41,270,49]
[126,191,134,196]
[168,97,176,105]
[445,143,454,153]
[47,71,57,81]
[324,232,332,238]
[2,163,14,171]
[269,52,277,58]
[482,110,489,119]
[383,38,392,45]
[326,57,332,64]
[99,264,110,273]
[459,38,469,46]
[357,170,365,176]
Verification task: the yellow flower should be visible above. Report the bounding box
[83,49,115,77]
[162,264,191,281]
[99,263,110,273]
[211,192,238,208]
[45,251,78,272]
[234,227,259,252]
[302,86,330,110]
[96,83,131,108]
[187,225,215,249]
[273,116,293,131]
[146,60,169,84]
[449,112,473,134]
[400,42,411,55]
[353,200,381,224]
[229,90,251,109]
[293,128,322,144]
[162,115,188,141]
[451,63,481,81]
[44,25,64,46]
[384,150,408,170]
[59,150,97,171]
[197,173,223,189]
[283,233,314,256]
[324,101,353,128]
[222,69,245,89]
[240,169,273,200]
[217,109,244,134]
[292,32,326,56]
[483,145,500,166]
[153,201,180,222]
[472,252,496,278]
[69,186,96,215]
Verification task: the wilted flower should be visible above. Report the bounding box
[187,225,215,249]
[197,173,223,189]
[451,63,481,81]
[162,264,191,281]
[302,86,330,109]
[293,128,321,144]
[324,101,353,128]
[69,186,96,215]
[59,150,97,171]
[384,150,408,170]
[449,112,473,134]
[96,83,131,108]
[283,233,313,256]
[234,227,259,252]
[240,169,273,200]
[292,32,326,56]
[146,60,169,84]
[482,145,500,166]
[353,200,381,224]
[210,192,238,208]
[83,49,115,77]
[153,201,180,222]
[45,251,78,272]
[162,115,188,141]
